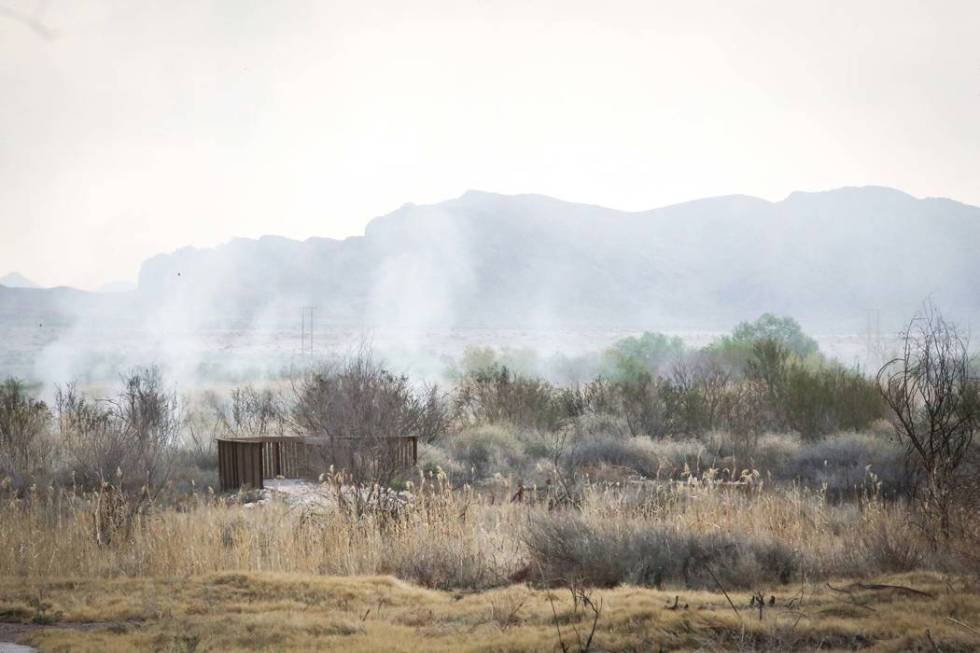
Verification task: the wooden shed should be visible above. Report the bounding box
[216,435,418,491]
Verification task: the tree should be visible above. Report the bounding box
[601,332,686,382]
[731,313,819,359]
[877,304,979,537]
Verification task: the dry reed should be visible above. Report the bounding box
[0,470,942,589]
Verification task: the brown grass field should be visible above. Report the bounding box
[2,475,980,652]
[2,571,979,652]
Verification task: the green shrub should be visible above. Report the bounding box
[781,361,884,441]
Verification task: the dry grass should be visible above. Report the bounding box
[2,571,979,651]
[0,477,523,586]
[0,474,949,585]
[2,472,977,650]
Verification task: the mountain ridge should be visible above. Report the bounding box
[0,272,40,289]
[131,185,980,331]
[138,185,974,258]
[4,186,979,333]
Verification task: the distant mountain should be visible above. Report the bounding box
[0,272,39,289]
[96,280,137,293]
[134,186,980,332]
[0,284,131,322]
[4,187,978,334]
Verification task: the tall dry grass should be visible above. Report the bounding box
[0,469,947,590]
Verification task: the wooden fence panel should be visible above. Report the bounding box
[216,436,419,491]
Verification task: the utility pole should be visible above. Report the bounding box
[308,306,315,355]
[865,308,881,369]
[300,306,316,355]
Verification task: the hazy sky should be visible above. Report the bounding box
[2,0,978,289]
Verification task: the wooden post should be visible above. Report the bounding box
[218,440,225,491]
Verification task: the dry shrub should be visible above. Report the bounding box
[453,365,579,431]
[858,515,924,573]
[523,513,798,589]
[778,431,909,497]
[291,354,449,484]
[416,441,464,478]
[0,378,52,489]
[947,448,980,575]
[218,385,287,438]
[568,412,632,441]
[563,435,663,479]
[446,425,527,483]
[728,431,801,475]
[690,430,909,497]
[57,367,180,493]
[0,467,951,592]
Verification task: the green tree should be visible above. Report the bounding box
[601,332,685,382]
[731,313,819,358]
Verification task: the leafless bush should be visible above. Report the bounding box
[719,379,770,444]
[569,412,632,441]
[218,385,287,438]
[664,353,733,435]
[57,384,121,484]
[579,377,620,416]
[292,353,448,485]
[182,392,221,464]
[0,378,52,488]
[613,372,668,437]
[415,383,452,445]
[548,585,604,653]
[58,367,180,494]
[877,304,979,537]
[113,367,181,488]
